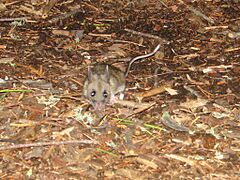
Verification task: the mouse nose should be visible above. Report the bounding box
[93,102,105,110]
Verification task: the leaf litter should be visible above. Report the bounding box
[0,0,239,179]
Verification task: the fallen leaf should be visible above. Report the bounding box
[24,147,44,159]
[135,157,158,169]
[0,57,14,64]
[161,112,189,132]
[165,87,178,95]
[180,98,208,109]
[115,168,143,180]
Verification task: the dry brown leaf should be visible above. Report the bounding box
[135,82,173,100]
[165,87,178,95]
[115,168,143,180]
[106,43,128,57]
[135,157,158,169]
[180,98,208,109]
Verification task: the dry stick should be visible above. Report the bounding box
[88,33,113,38]
[227,31,240,39]
[124,28,169,44]
[196,85,213,99]
[158,0,168,8]
[20,5,42,16]
[42,0,59,17]
[0,45,7,49]
[0,140,98,151]
[106,39,145,47]
[187,6,215,24]
[225,47,240,52]
[165,154,205,174]
[115,100,156,117]
[49,8,84,23]
[0,17,30,22]
[204,26,228,30]
[135,84,172,101]
[178,0,214,24]
[82,2,100,12]
[128,102,156,118]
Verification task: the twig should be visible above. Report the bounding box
[42,0,59,18]
[202,65,233,73]
[0,139,18,143]
[0,79,53,89]
[165,154,205,174]
[129,102,155,117]
[227,31,240,39]
[20,5,42,16]
[88,33,113,38]
[184,85,202,98]
[124,28,169,44]
[115,100,153,109]
[224,47,240,53]
[178,0,214,24]
[0,139,97,151]
[82,2,100,12]
[158,0,168,8]
[115,100,156,117]
[196,85,213,99]
[105,39,145,47]
[0,57,14,63]
[0,45,7,49]
[187,6,214,24]
[161,112,189,132]
[204,26,228,30]
[173,53,200,60]
[0,17,30,22]
[49,8,85,23]
[135,84,172,101]
[154,67,161,87]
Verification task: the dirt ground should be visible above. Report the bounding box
[0,0,240,179]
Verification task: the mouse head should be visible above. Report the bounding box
[85,65,111,110]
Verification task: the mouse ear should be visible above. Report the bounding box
[104,65,110,82]
[88,66,93,81]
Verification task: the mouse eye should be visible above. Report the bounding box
[103,90,108,98]
[91,90,96,97]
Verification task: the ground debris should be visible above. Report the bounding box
[0,0,239,179]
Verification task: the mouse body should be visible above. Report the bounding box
[83,44,161,110]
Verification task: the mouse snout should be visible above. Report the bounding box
[92,101,105,110]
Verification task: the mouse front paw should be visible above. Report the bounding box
[110,92,125,105]
[110,94,117,104]
[119,93,124,100]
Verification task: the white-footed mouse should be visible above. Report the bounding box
[83,44,161,110]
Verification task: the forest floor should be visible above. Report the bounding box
[0,0,239,179]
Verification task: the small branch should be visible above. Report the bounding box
[42,0,59,18]
[178,0,214,24]
[0,139,98,151]
[88,32,113,38]
[20,5,42,16]
[49,8,85,23]
[115,100,156,117]
[0,17,30,22]
[106,39,145,47]
[187,6,214,24]
[165,154,205,174]
[0,45,7,49]
[134,84,173,101]
[224,47,240,53]
[227,31,240,39]
[82,2,100,12]
[204,26,228,30]
[124,28,169,44]
[174,53,200,60]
